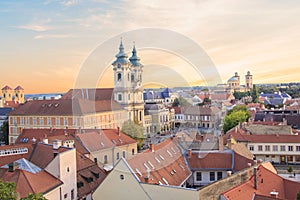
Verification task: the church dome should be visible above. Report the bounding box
[228,76,239,82]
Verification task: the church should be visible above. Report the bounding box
[227,71,253,93]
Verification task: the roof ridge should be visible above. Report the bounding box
[20,170,36,194]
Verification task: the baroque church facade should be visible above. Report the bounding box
[112,40,144,126]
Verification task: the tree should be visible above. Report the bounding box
[0,121,9,145]
[0,179,17,200]
[297,191,300,200]
[250,84,259,103]
[172,97,189,107]
[223,106,251,133]
[22,193,47,200]
[122,120,144,139]
[287,166,293,177]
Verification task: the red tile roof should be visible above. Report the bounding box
[221,163,300,200]
[14,85,24,90]
[0,144,34,166]
[62,88,114,101]
[76,152,107,198]
[76,129,137,152]
[9,98,123,116]
[16,128,89,155]
[29,143,70,168]
[2,85,12,90]
[127,139,191,186]
[225,127,300,143]
[3,101,20,108]
[187,151,253,172]
[181,105,221,115]
[0,168,62,198]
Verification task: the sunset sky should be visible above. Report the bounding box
[1,0,300,93]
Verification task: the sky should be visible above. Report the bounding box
[1,0,300,93]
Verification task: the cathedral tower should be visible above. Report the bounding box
[1,85,13,103]
[112,40,144,125]
[14,85,25,103]
[245,71,253,91]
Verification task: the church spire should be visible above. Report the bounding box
[112,38,128,65]
[129,42,142,67]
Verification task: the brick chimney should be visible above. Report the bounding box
[117,126,120,136]
[150,143,155,152]
[188,149,192,158]
[218,135,224,151]
[8,162,18,172]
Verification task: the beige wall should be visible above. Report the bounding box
[93,159,150,200]
[46,148,77,200]
[44,185,62,200]
[90,142,137,168]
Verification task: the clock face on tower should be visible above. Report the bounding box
[117,63,121,68]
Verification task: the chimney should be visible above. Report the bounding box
[32,137,37,144]
[43,138,48,144]
[227,171,232,176]
[150,143,155,152]
[145,168,150,182]
[188,149,192,158]
[270,190,279,198]
[53,139,62,150]
[8,162,18,172]
[254,166,258,190]
[117,126,120,136]
[218,135,224,151]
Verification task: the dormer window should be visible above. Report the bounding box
[117,63,121,68]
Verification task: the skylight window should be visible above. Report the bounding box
[171,147,176,154]
[100,142,105,147]
[136,168,142,177]
[159,154,165,160]
[162,177,169,185]
[143,163,150,170]
[118,138,123,144]
[155,157,160,163]
[112,140,117,144]
[147,161,155,169]
[167,150,173,157]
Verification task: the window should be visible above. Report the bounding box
[120,174,124,180]
[132,148,135,155]
[128,94,130,100]
[71,189,74,200]
[217,172,223,180]
[118,94,122,101]
[13,117,16,124]
[196,172,202,181]
[39,117,44,125]
[131,74,134,82]
[47,117,51,125]
[122,151,126,158]
[265,145,270,151]
[72,117,77,126]
[33,117,37,125]
[56,117,60,126]
[296,146,300,152]
[272,145,278,152]
[20,117,24,125]
[280,145,286,152]
[64,193,68,199]
[258,145,263,151]
[64,118,68,126]
[116,152,120,160]
[117,73,122,81]
[25,117,29,125]
[288,146,294,152]
[104,155,108,164]
[249,145,254,151]
[210,172,215,181]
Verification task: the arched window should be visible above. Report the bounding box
[131,74,134,82]
[118,94,122,101]
[117,73,122,81]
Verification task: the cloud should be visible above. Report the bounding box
[60,0,83,6]
[14,24,52,32]
[34,34,77,39]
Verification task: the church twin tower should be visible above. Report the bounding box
[112,40,144,125]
